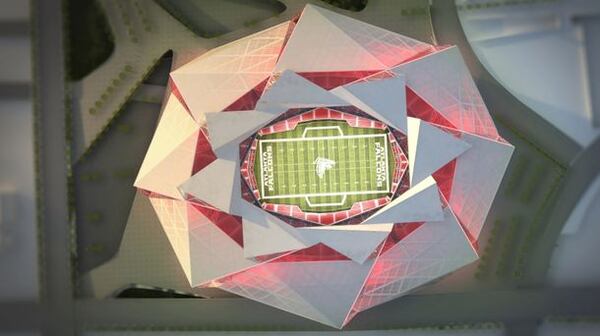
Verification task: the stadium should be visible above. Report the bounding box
[133,4,514,329]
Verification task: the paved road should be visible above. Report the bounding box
[0,83,30,99]
[0,21,29,36]
[3,287,600,332]
[33,0,75,334]
[527,135,600,284]
[0,302,42,331]
[73,288,600,331]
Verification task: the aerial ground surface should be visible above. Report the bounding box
[0,0,599,335]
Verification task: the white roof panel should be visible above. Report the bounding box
[149,197,257,287]
[187,204,257,286]
[392,47,500,140]
[298,224,393,263]
[178,158,239,213]
[448,133,514,239]
[364,176,444,224]
[205,110,274,158]
[332,75,407,132]
[256,70,347,115]
[313,4,434,67]
[134,92,200,199]
[274,5,385,72]
[407,117,471,186]
[353,207,478,313]
[148,197,193,281]
[217,258,375,328]
[241,202,308,258]
[134,132,199,200]
[135,93,198,182]
[170,22,291,121]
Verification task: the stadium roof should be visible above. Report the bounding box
[133,4,513,328]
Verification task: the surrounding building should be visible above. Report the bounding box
[457,0,600,147]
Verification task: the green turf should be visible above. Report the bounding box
[254,120,394,213]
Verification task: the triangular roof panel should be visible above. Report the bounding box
[352,207,477,314]
[241,202,308,258]
[149,197,257,287]
[171,21,292,121]
[298,224,393,263]
[148,197,193,281]
[187,204,257,286]
[256,70,347,114]
[135,130,199,199]
[364,176,444,224]
[392,47,500,140]
[205,110,275,157]
[407,117,471,186]
[332,75,407,132]
[312,4,435,67]
[216,258,375,328]
[178,158,239,213]
[275,5,385,72]
[448,133,514,239]
[135,92,199,197]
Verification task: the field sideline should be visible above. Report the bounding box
[254,120,393,212]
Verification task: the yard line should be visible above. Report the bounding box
[259,140,265,198]
[260,133,386,143]
[262,190,388,200]
[384,133,390,192]
[269,165,384,174]
[263,158,381,167]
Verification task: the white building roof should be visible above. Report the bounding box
[133,3,512,328]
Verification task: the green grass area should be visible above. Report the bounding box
[456,0,558,12]
[64,0,115,80]
[153,0,286,38]
[320,0,368,11]
[254,120,393,212]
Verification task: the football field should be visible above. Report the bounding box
[255,120,392,212]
